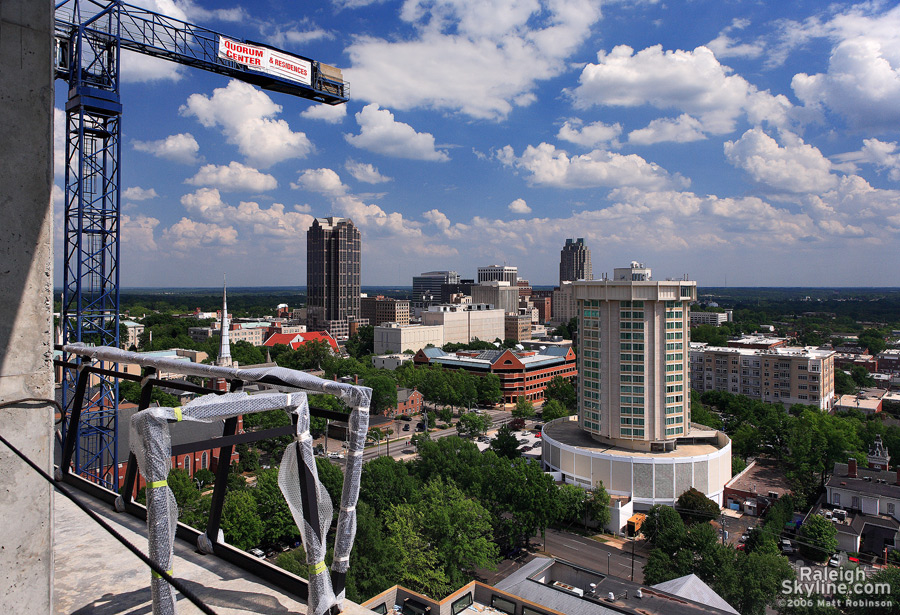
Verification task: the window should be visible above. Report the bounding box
[852,496,860,510]
[184,455,191,475]
[889,503,896,516]
[372,605,388,615]
[452,594,473,615]
[491,596,516,615]
[833,493,840,506]
[201,452,208,470]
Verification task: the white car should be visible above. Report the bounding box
[248,548,265,559]
[828,553,842,567]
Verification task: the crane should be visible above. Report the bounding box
[55,0,348,489]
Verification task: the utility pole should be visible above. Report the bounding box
[630,536,635,582]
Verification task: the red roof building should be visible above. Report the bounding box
[263,331,339,353]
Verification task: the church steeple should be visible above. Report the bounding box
[217,274,232,367]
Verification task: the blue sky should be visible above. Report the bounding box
[53,0,900,287]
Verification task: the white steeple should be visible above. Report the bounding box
[217,274,232,367]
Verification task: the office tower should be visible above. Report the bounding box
[575,262,696,450]
[559,238,592,284]
[306,217,361,338]
[412,271,460,298]
[477,265,517,285]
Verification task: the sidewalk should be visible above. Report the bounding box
[591,533,653,558]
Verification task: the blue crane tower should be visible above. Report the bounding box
[55,0,348,488]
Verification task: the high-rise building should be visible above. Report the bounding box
[306,217,361,337]
[576,262,696,449]
[559,238,592,284]
[361,295,410,327]
[477,265,517,285]
[412,271,460,297]
[540,262,732,509]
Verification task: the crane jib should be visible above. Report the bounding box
[218,36,311,87]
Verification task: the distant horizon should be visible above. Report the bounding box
[52,285,900,292]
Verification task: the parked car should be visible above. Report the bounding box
[248,548,265,559]
[780,539,794,554]
[403,424,410,431]
[828,553,842,567]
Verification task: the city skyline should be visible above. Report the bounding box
[51,0,900,288]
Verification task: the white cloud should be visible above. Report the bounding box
[571,45,793,134]
[186,161,277,192]
[122,214,160,251]
[162,218,238,251]
[121,50,184,83]
[706,18,764,60]
[133,133,201,165]
[345,104,449,161]
[628,114,706,145]
[345,159,392,183]
[179,188,314,240]
[54,108,65,178]
[498,142,687,190]
[292,168,348,195]
[508,198,531,214]
[834,139,900,181]
[301,103,347,124]
[294,204,312,213]
[557,119,622,148]
[123,187,159,201]
[724,129,838,193]
[180,80,313,168]
[345,0,603,120]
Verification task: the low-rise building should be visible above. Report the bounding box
[361,295,411,326]
[421,303,505,345]
[690,342,835,410]
[690,311,732,326]
[723,458,792,516]
[373,323,444,355]
[121,320,144,349]
[371,353,414,370]
[834,389,885,414]
[262,331,339,353]
[413,345,576,404]
[505,313,532,342]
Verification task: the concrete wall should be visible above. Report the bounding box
[0,0,55,611]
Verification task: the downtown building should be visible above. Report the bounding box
[559,237,592,284]
[541,262,732,509]
[306,217,362,339]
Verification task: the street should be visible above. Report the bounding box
[540,528,646,584]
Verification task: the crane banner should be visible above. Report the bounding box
[218,37,312,87]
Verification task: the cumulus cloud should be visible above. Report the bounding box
[345,159,392,183]
[834,139,900,181]
[292,168,348,195]
[570,45,793,134]
[557,119,622,148]
[122,214,160,251]
[162,218,238,251]
[121,50,184,83]
[498,142,687,190]
[123,187,159,201]
[345,0,603,120]
[706,18,765,60]
[179,188,314,240]
[180,80,313,168]
[133,133,201,165]
[628,114,706,145]
[724,129,838,193]
[301,104,347,124]
[345,104,449,161]
[186,161,278,192]
[508,198,531,214]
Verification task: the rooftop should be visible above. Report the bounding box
[543,419,724,458]
[724,458,792,497]
[827,462,900,498]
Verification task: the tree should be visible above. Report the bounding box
[834,369,856,396]
[512,396,535,419]
[476,374,502,406]
[193,468,215,489]
[437,406,453,423]
[540,399,569,421]
[220,489,264,551]
[584,484,611,529]
[545,376,576,410]
[642,505,687,548]
[797,514,837,562]
[489,424,521,459]
[252,468,300,546]
[235,443,260,473]
[456,412,491,439]
[850,364,876,389]
[367,373,398,415]
[360,455,418,515]
[345,325,374,359]
[231,340,265,366]
[384,504,451,598]
[858,328,887,356]
[676,487,721,525]
[556,484,587,527]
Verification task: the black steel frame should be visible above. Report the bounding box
[54,352,354,607]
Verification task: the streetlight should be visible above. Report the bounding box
[607,551,610,576]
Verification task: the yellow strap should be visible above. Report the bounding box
[151,568,174,579]
[174,406,182,421]
[147,479,167,489]
[311,561,328,576]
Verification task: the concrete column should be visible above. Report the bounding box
[0,0,55,612]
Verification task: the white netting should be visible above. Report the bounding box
[69,341,374,615]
